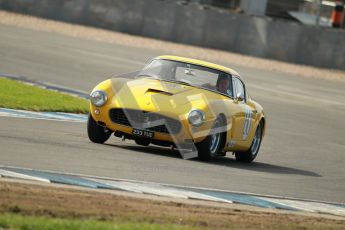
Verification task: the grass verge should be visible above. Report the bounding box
[0,213,197,230]
[0,78,89,113]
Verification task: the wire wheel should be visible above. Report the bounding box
[196,117,225,161]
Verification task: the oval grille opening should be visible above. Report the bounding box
[109,109,181,134]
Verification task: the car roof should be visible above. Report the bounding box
[156,55,240,76]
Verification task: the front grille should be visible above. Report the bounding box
[109,109,181,134]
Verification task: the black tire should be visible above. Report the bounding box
[135,139,150,146]
[235,121,263,163]
[87,114,112,144]
[196,117,226,161]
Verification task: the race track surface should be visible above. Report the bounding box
[1,25,345,203]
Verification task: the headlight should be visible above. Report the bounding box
[90,90,107,107]
[188,110,205,126]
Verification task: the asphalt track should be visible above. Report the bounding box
[1,25,345,203]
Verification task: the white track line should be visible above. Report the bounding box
[0,169,50,183]
[0,108,87,122]
[92,178,232,203]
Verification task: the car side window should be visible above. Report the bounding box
[233,77,246,102]
[226,74,234,98]
[215,73,233,98]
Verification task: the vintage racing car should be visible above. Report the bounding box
[88,55,266,162]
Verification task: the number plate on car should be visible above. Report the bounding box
[132,128,154,138]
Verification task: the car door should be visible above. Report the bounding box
[230,77,256,142]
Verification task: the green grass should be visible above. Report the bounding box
[0,213,198,230]
[0,78,89,113]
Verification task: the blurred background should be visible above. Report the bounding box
[1,0,344,71]
[187,0,345,27]
[2,0,344,26]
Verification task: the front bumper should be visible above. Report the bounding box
[90,104,211,144]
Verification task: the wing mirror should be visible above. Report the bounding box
[235,92,245,102]
[184,69,195,76]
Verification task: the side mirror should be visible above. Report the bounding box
[235,92,245,102]
[184,69,195,76]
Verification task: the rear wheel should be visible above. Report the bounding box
[87,114,112,144]
[235,121,263,163]
[196,117,226,161]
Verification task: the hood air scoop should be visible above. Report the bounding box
[145,88,173,96]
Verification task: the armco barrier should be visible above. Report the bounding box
[1,0,345,70]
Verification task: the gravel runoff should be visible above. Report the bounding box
[1,10,345,82]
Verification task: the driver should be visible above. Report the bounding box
[216,73,231,96]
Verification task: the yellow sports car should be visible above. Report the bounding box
[88,55,266,162]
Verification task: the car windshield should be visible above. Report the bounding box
[138,59,233,97]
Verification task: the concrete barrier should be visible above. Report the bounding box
[1,0,344,70]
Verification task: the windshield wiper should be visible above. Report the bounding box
[136,76,192,86]
[161,79,192,86]
[136,74,159,79]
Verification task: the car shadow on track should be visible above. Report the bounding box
[104,143,321,178]
[104,143,182,159]
[205,157,322,177]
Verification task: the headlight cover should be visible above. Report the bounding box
[188,110,205,126]
[90,90,107,107]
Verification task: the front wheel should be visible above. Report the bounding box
[196,117,226,161]
[87,114,112,144]
[235,121,263,163]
